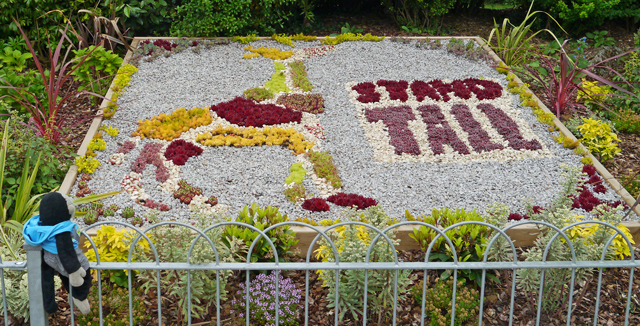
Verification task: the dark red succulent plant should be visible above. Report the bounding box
[417,105,470,155]
[582,165,596,176]
[478,103,542,151]
[366,105,421,155]
[327,193,378,210]
[210,97,302,127]
[302,198,330,212]
[164,139,204,166]
[352,82,381,103]
[377,80,409,102]
[450,104,504,153]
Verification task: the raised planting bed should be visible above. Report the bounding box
[62,36,640,249]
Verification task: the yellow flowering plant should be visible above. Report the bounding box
[87,138,106,151]
[75,155,101,173]
[84,225,152,286]
[196,126,313,154]
[564,214,635,260]
[133,107,212,141]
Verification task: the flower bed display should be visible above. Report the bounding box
[66,36,638,229]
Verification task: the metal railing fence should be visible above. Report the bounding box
[0,220,638,326]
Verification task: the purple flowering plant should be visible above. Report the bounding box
[230,271,302,326]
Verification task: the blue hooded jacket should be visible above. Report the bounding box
[22,215,79,254]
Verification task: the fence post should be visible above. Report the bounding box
[23,244,49,326]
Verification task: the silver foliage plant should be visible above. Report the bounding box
[0,244,61,322]
[486,164,630,318]
[315,205,414,324]
[134,208,248,322]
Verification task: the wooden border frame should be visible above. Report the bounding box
[61,36,640,256]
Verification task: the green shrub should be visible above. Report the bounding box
[170,0,294,37]
[0,68,46,118]
[514,0,640,34]
[612,108,640,134]
[223,203,298,262]
[0,46,31,72]
[610,51,640,114]
[0,0,67,43]
[407,208,491,285]
[381,0,455,33]
[72,45,123,101]
[0,117,74,216]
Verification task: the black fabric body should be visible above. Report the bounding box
[38,191,91,314]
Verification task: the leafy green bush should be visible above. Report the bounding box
[0,67,46,118]
[0,117,74,216]
[408,208,491,285]
[315,205,413,323]
[223,203,298,262]
[381,0,455,33]
[170,0,294,37]
[610,51,640,114]
[72,45,123,101]
[0,0,68,43]
[514,0,640,34]
[612,108,640,134]
[0,46,31,72]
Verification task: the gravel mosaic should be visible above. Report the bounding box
[70,39,636,228]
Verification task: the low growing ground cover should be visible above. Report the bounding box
[69,37,636,228]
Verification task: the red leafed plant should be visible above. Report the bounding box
[582,164,596,177]
[377,80,409,102]
[327,193,378,210]
[210,97,302,127]
[517,40,640,117]
[164,139,203,165]
[301,198,330,212]
[0,20,112,143]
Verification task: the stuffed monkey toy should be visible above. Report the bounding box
[23,191,92,315]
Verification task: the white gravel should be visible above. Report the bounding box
[70,39,636,227]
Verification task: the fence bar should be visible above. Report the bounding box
[73,260,640,271]
[24,244,48,326]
